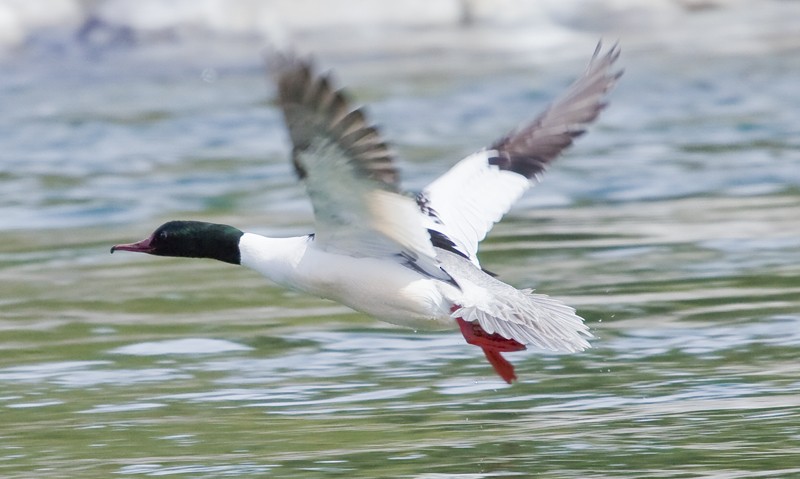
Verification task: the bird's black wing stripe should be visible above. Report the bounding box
[397,250,460,288]
[428,229,468,260]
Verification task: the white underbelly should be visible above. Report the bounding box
[238,234,458,330]
[290,252,455,329]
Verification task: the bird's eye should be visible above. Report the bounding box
[158,231,169,241]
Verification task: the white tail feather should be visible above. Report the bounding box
[453,291,591,353]
[437,248,592,352]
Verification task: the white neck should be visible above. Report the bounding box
[238,233,312,287]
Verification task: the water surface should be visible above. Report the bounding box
[1,24,800,479]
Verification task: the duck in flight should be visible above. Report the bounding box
[112,43,622,383]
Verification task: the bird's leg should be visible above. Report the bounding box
[452,306,526,384]
[481,349,518,384]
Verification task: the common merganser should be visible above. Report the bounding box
[112,43,622,383]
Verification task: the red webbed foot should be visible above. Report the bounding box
[453,307,526,384]
[482,348,518,384]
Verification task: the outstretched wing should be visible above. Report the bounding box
[419,43,623,265]
[271,52,454,283]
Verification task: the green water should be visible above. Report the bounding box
[2,34,800,478]
[3,192,800,478]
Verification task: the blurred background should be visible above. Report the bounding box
[1,1,800,478]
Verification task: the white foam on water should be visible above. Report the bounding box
[109,338,253,356]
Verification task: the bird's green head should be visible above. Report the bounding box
[111,220,244,265]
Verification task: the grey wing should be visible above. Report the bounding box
[419,42,623,265]
[271,52,454,283]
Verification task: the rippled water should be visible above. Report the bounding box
[2,28,800,478]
